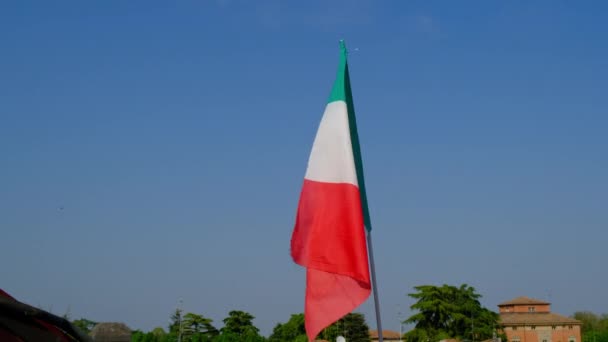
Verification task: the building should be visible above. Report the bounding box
[370,329,403,342]
[498,297,581,342]
[89,322,131,342]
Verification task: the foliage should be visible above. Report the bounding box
[151,327,167,339]
[583,332,608,342]
[320,312,371,342]
[404,284,499,342]
[575,312,602,334]
[574,312,608,342]
[269,312,369,342]
[71,318,98,334]
[134,309,265,342]
[131,330,144,342]
[169,308,183,335]
[132,329,176,342]
[268,313,306,342]
[220,310,260,336]
[182,313,218,341]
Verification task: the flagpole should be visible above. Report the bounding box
[340,39,384,342]
[366,231,384,342]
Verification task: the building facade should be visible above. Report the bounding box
[90,322,132,342]
[499,297,581,342]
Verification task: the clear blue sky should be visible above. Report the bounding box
[1,0,607,336]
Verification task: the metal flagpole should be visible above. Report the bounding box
[341,38,383,342]
[367,231,384,342]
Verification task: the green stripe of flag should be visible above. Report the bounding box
[328,40,373,232]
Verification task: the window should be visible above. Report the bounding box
[568,337,576,342]
[552,326,556,330]
[529,307,536,312]
[531,326,536,330]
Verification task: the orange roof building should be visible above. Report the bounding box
[498,297,581,342]
[370,329,403,341]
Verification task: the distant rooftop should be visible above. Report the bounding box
[370,329,402,339]
[90,322,131,342]
[498,296,550,306]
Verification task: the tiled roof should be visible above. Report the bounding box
[370,329,402,339]
[500,313,581,325]
[498,296,550,306]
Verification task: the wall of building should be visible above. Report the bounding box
[499,305,551,313]
[503,325,581,342]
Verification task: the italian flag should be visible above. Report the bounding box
[291,41,372,342]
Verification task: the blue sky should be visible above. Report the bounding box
[1,0,607,336]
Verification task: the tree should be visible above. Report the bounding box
[320,312,371,342]
[72,318,98,334]
[574,312,601,334]
[574,312,608,342]
[404,284,500,342]
[151,327,167,339]
[597,317,608,342]
[182,313,218,341]
[169,308,183,335]
[268,313,306,342]
[220,310,260,336]
[131,330,145,342]
[269,312,369,342]
[600,314,608,333]
[214,310,265,342]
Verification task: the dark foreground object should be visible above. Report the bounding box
[0,289,91,342]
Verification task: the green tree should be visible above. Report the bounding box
[151,327,167,339]
[268,313,306,342]
[574,312,601,334]
[320,312,371,342]
[182,313,218,341]
[404,284,500,342]
[214,310,265,342]
[132,330,145,342]
[220,310,260,336]
[169,308,184,335]
[575,312,608,342]
[143,333,157,342]
[72,318,98,334]
[598,314,608,340]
